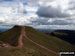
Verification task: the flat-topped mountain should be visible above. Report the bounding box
[0,25,74,56]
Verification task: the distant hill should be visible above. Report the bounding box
[0,29,8,33]
[0,25,74,56]
[36,29,54,32]
[45,30,75,45]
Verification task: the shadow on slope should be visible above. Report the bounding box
[45,30,75,45]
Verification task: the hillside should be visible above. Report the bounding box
[0,25,75,56]
[45,30,75,45]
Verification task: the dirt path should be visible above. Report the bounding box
[18,26,59,56]
[17,26,24,48]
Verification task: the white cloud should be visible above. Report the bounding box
[0,14,38,25]
[0,7,14,14]
[0,0,75,29]
[0,0,38,25]
[25,5,38,13]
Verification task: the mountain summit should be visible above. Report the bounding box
[0,25,74,56]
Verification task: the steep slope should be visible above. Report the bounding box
[25,26,74,51]
[0,26,21,46]
[0,25,74,56]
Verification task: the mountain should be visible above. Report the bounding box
[36,29,54,32]
[0,25,74,56]
[0,29,8,33]
[45,30,75,45]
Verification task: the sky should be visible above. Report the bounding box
[0,0,75,29]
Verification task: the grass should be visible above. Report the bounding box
[25,26,74,52]
[51,32,68,35]
[0,26,74,56]
[0,26,21,46]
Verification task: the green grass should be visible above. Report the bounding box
[0,47,25,56]
[25,26,74,52]
[51,32,68,35]
[0,26,74,56]
[0,26,21,46]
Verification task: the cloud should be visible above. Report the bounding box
[25,0,53,6]
[0,0,27,14]
[18,1,27,14]
[48,20,72,25]
[0,10,38,26]
[32,25,75,30]
[0,7,15,14]
[0,14,75,29]
[0,0,38,28]
[0,0,15,2]
[0,0,75,29]
[69,0,75,10]
[37,6,70,18]
[31,17,73,25]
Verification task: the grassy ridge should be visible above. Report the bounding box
[0,26,74,56]
[25,26,74,52]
